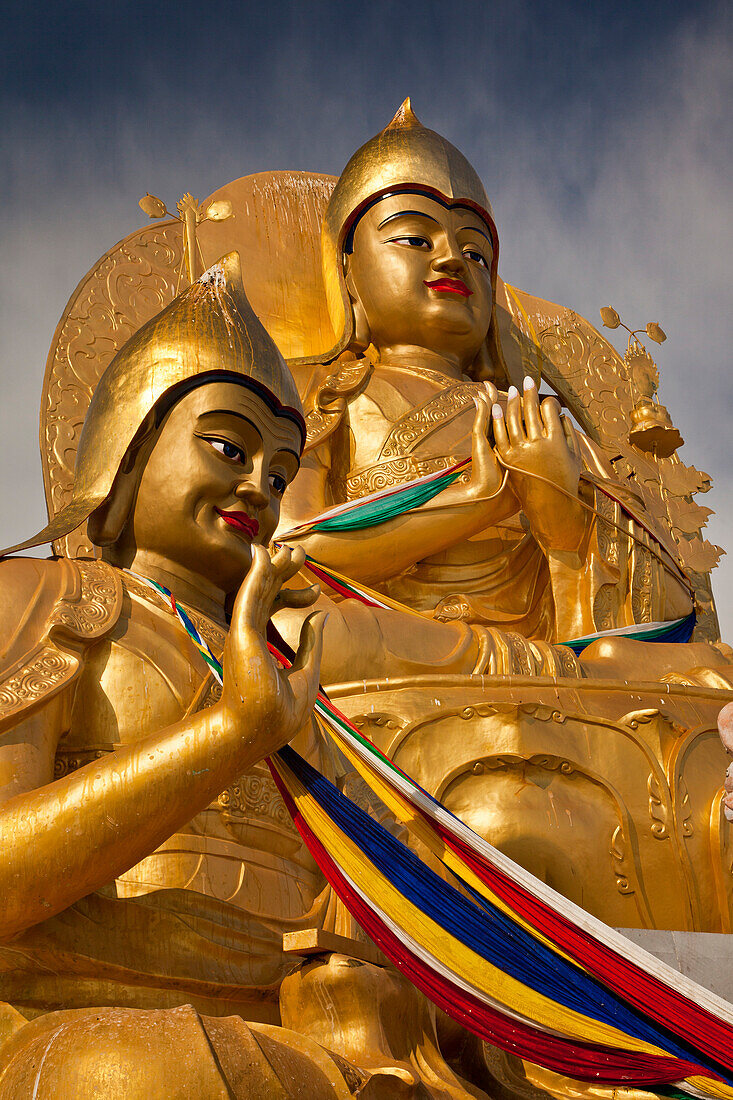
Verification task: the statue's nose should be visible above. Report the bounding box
[432,239,467,275]
[234,465,269,510]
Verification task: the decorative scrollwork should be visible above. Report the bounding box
[217,762,293,831]
[648,772,670,839]
[50,559,120,638]
[594,486,620,567]
[54,747,110,778]
[0,649,76,723]
[631,545,654,624]
[343,453,467,499]
[379,382,480,459]
[41,223,184,558]
[610,825,635,895]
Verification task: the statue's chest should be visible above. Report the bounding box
[343,368,483,499]
[62,600,216,760]
[56,591,317,895]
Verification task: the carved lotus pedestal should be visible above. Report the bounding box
[331,673,732,934]
[327,673,732,1098]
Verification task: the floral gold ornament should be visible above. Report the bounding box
[645,321,667,344]
[137,188,234,282]
[205,198,234,221]
[600,306,681,457]
[138,192,167,219]
[600,305,621,329]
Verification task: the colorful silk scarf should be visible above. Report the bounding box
[129,570,733,1100]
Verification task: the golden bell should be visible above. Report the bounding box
[3,252,304,556]
[628,400,684,457]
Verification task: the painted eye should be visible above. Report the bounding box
[208,438,246,464]
[463,248,489,268]
[391,235,431,249]
[269,473,287,496]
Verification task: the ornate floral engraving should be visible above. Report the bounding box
[50,559,120,638]
[0,648,76,725]
[594,486,620,567]
[217,761,294,832]
[54,748,110,778]
[592,585,616,633]
[41,223,184,558]
[631,545,654,624]
[186,610,226,655]
[344,453,467,499]
[379,382,479,459]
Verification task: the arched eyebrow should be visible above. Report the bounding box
[377,210,441,230]
[198,409,263,441]
[458,225,494,248]
[197,409,299,454]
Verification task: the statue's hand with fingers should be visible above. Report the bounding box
[218,543,326,759]
[491,376,589,553]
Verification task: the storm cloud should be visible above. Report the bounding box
[1,0,731,634]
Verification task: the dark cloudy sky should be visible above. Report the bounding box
[2,0,732,636]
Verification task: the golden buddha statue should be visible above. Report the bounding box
[276,99,728,686]
[258,102,733,1098]
[3,102,731,1099]
[268,102,733,972]
[0,253,486,1098]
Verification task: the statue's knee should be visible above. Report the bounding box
[0,1004,352,1099]
[582,636,632,663]
[281,952,431,1060]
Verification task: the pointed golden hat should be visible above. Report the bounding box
[321,98,503,373]
[5,252,304,556]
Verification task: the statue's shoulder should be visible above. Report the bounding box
[0,556,122,642]
[294,356,374,453]
[0,557,122,733]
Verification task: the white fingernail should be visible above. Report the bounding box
[523,376,535,390]
[507,386,518,399]
[492,403,503,419]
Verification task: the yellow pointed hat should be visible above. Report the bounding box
[4,252,304,556]
[320,98,504,376]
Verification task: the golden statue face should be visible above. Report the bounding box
[113,380,301,594]
[345,192,494,368]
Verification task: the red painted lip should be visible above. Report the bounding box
[216,509,259,538]
[424,278,472,298]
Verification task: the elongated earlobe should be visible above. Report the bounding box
[87,412,158,547]
[344,265,372,354]
[469,321,510,389]
[87,468,139,546]
[469,338,494,383]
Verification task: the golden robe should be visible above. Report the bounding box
[0,556,332,1023]
[296,357,694,669]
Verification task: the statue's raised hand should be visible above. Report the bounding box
[426,382,517,529]
[217,543,326,759]
[465,382,504,501]
[492,377,587,552]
